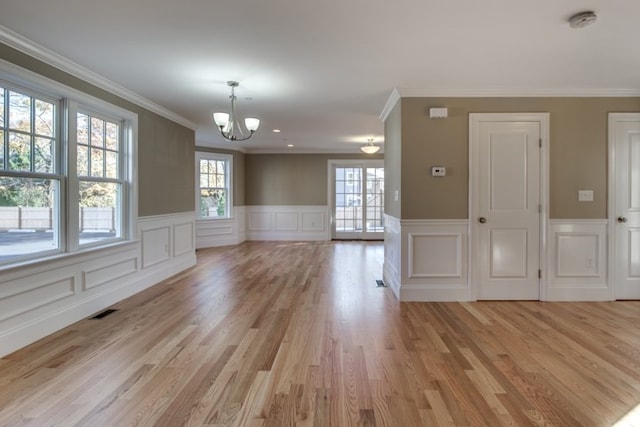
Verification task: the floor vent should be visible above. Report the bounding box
[376,279,386,287]
[91,309,118,319]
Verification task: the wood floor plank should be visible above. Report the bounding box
[2,241,640,426]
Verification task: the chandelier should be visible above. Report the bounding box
[213,81,260,141]
[361,138,380,154]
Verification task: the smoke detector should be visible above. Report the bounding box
[569,11,597,28]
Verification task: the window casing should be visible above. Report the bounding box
[0,68,136,268]
[196,152,232,219]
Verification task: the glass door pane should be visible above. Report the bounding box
[365,167,384,233]
[335,167,363,236]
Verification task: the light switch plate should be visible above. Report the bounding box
[432,166,446,177]
[578,190,594,201]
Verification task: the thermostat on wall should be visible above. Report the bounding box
[432,166,446,177]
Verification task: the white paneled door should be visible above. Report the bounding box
[470,114,548,300]
[610,114,640,299]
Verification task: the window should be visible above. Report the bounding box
[76,111,123,245]
[196,152,232,219]
[0,68,136,267]
[0,85,60,262]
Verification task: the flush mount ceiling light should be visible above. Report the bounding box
[569,11,597,28]
[361,138,380,154]
[213,81,260,142]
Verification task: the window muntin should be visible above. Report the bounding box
[0,85,60,263]
[196,153,231,219]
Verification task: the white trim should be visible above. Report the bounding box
[468,113,550,301]
[379,88,401,122]
[0,25,197,130]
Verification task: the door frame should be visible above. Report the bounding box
[468,113,550,300]
[327,159,384,240]
[608,113,640,300]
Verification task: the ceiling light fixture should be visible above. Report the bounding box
[213,81,260,141]
[361,138,380,154]
[569,11,597,28]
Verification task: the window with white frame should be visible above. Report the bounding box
[196,152,232,219]
[75,111,124,246]
[0,71,135,267]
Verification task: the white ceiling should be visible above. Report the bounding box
[1,0,639,153]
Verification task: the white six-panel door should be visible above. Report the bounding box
[470,114,548,300]
[610,113,640,299]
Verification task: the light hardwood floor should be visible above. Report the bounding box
[1,241,640,426]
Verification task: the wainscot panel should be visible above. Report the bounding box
[246,206,330,241]
[0,211,196,358]
[384,217,470,301]
[546,219,610,301]
[195,206,245,248]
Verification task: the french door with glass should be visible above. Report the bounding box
[330,160,384,240]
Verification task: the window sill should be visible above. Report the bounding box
[0,239,139,276]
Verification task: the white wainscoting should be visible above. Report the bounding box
[546,219,610,301]
[245,206,330,241]
[0,211,196,358]
[196,206,246,248]
[384,216,470,301]
[383,214,401,299]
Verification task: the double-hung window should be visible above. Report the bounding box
[75,110,124,246]
[0,67,136,267]
[196,152,232,219]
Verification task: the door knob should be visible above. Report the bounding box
[478,217,487,224]
[617,216,628,223]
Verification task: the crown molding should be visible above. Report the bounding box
[395,87,640,98]
[0,25,198,130]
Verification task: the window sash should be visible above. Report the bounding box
[196,152,232,219]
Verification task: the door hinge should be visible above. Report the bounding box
[539,138,542,148]
[538,204,542,213]
[538,269,542,279]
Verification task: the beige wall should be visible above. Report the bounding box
[0,44,196,217]
[245,153,384,206]
[194,147,246,206]
[397,97,640,219]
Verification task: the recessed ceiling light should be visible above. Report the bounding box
[287,144,294,147]
[569,11,597,28]
[273,129,281,133]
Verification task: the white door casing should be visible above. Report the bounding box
[609,113,640,299]
[470,113,549,300]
